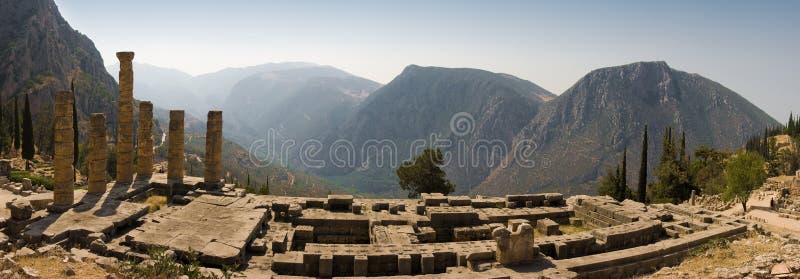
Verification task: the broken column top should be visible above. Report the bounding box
[208,110,222,117]
[116,51,134,60]
[139,101,152,110]
[90,113,105,125]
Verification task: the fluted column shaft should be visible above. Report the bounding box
[204,111,223,184]
[168,110,185,180]
[136,101,153,178]
[116,51,135,183]
[87,113,107,193]
[54,91,74,205]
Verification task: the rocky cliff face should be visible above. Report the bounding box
[313,65,555,195]
[0,0,119,152]
[476,61,778,196]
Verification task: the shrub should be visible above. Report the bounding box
[9,170,54,190]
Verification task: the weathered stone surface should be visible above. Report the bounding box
[136,102,154,178]
[23,193,149,244]
[116,52,135,184]
[87,113,107,193]
[8,200,33,220]
[493,223,536,266]
[125,196,268,267]
[203,111,222,184]
[167,110,185,180]
[54,91,75,206]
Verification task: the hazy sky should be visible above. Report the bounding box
[55,0,798,121]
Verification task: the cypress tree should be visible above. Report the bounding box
[620,147,628,199]
[21,94,34,169]
[638,125,648,203]
[0,95,5,154]
[788,112,796,137]
[72,81,79,168]
[12,96,19,151]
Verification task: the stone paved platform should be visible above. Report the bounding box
[22,190,149,244]
[124,195,269,266]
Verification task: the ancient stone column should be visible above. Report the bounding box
[204,111,223,184]
[54,91,75,206]
[168,110,185,180]
[116,51,135,184]
[136,101,154,178]
[86,113,107,193]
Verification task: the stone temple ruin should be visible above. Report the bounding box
[0,51,757,278]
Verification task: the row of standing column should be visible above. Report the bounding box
[52,51,224,206]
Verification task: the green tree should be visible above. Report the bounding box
[0,95,6,155]
[72,82,79,168]
[598,149,633,202]
[638,125,648,203]
[650,127,693,204]
[21,94,34,169]
[787,112,796,137]
[13,96,19,151]
[396,148,455,198]
[724,151,766,212]
[690,146,730,195]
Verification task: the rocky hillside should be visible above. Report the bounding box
[476,61,778,196]
[314,65,555,195]
[0,0,119,153]
[105,62,315,118]
[222,65,381,143]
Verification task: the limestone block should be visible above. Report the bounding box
[569,217,584,226]
[397,254,411,275]
[493,223,536,266]
[319,254,332,277]
[353,255,368,276]
[421,253,434,274]
[352,203,362,214]
[8,201,32,220]
[536,218,561,236]
[507,219,528,231]
[421,193,448,206]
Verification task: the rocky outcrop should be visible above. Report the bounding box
[0,0,119,152]
[478,61,778,196]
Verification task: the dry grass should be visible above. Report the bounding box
[642,231,781,278]
[16,255,110,279]
[143,195,168,213]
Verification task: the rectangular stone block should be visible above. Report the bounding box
[353,255,368,276]
[397,254,411,275]
[421,253,434,274]
[319,254,332,277]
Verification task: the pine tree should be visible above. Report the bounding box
[12,96,19,151]
[788,112,796,137]
[638,125,648,203]
[21,94,35,169]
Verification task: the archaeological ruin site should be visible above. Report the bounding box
[0,51,798,279]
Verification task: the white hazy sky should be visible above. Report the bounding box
[54,0,799,121]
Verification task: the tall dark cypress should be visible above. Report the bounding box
[21,94,34,166]
[72,81,79,168]
[620,147,627,199]
[638,125,648,203]
[788,112,796,137]
[12,96,19,150]
[679,132,687,165]
[0,96,5,154]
